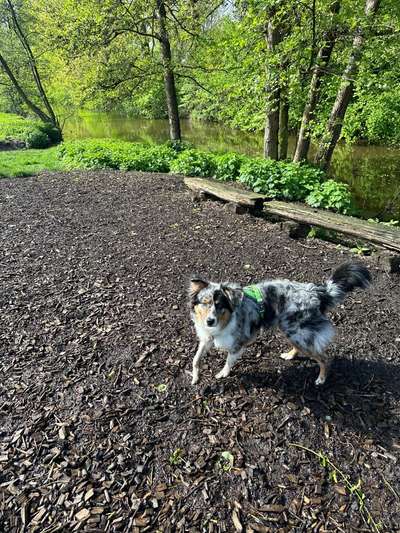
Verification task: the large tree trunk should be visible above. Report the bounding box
[156,0,181,142]
[263,20,282,159]
[279,95,289,160]
[315,0,380,170]
[293,1,341,163]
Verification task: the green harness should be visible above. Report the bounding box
[243,285,265,319]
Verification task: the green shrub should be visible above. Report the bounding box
[23,127,50,149]
[58,139,176,172]
[279,163,324,201]
[116,144,175,172]
[213,152,245,182]
[0,113,62,148]
[164,140,194,153]
[58,139,118,169]
[238,158,283,197]
[239,158,325,201]
[39,122,62,144]
[170,149,216,177]
[306,180,353,214]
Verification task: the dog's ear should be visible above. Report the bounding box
[189,276,209,297]
[221,285,243,308]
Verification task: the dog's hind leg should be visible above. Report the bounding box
[215,350,243,380]
[309,352,330,386]
[192,340,212,385]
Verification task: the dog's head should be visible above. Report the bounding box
[189,277,242,332]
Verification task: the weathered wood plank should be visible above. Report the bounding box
[265,200,400,252]
[184,177,266,208]
[183,177,400,252]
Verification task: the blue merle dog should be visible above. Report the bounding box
[189,262,371,386]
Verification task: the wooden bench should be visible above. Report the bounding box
[183,177,400,261]
[184,177,266,212]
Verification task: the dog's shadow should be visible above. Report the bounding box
[237,357,400,447]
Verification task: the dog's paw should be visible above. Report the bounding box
[215,369,230,380]
[315,375,326,386]
[280,351,296,360]
[191,373,199,385]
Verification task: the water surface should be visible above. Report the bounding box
[64,112,400,220]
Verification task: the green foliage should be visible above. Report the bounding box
[213,152,246,182]
[169,149,216,177]
[58,139,176,172]
[0,112,61,148]
[0,147,63,177]
[306,180,353,214]
[23,128,50,149]
[165,140,195,153]
[239,158,283,196]
[238,158,324,202]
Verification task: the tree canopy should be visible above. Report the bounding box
[1,0,400,165]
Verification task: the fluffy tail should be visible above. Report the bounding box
[322,262,371,310]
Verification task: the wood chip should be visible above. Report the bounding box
[232,510,243,532]
[75,508,90,521]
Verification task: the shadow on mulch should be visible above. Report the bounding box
[235,357,400,446]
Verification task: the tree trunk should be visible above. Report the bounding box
[293,1,341,163]
[156,0,181,142]
[279,96,289,160]
[315,0,380,170]
[7,0,59,129]
[263,20,282,160]
[0,51,52,124]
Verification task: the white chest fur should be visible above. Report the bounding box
[194,314,238,353]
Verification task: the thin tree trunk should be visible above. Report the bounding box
[264,19,282,160]
[156,0,181,141]
[0,51,52,123]
[279,95,289,160]
[7,0,59,128]
[315,0,380,170]
[293,1,341,163]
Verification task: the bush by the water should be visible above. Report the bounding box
[213,152,245,182]
[305,180,353,214]
[238,158,325,202]
[58,139,175,172]
[57,139,353,214]
[0,112,60,148]
[169,148,216,177]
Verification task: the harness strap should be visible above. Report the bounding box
[243,285,265,319]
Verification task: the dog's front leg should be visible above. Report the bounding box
[216,350,243,380]
[192,340,211,385]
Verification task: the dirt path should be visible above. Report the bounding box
[1,171,399,532]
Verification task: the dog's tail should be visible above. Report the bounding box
[320,262,371,311]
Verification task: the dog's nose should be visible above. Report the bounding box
[206,317,216,327]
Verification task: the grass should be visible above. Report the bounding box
[0,147,63,178]
[0,112,32,141]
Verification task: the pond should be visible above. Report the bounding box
[64,112,400,220]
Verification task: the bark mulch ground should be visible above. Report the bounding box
[1,171,400,533]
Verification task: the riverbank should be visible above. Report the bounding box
[1,170,399,531]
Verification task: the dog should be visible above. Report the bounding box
[189,262,371,386]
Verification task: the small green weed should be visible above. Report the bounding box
[169,448,184,466]
[216,451,234,473]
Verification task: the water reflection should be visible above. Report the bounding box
[64,112,400,219]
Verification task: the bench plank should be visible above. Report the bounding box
[266,200,400,252]
[184,177,266,208]
[183,177,400,252]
